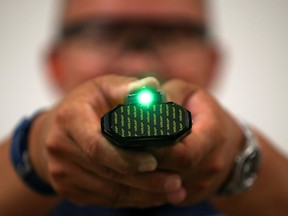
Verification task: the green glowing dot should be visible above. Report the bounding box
[137,89,154,105]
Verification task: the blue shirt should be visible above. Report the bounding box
[50,200,221,216]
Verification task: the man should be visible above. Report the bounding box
[0,0,287,215]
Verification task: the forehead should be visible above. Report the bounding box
[63,0,206,24]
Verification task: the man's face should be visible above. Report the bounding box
[50,0,217,93]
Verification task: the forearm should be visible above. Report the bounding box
[211,131,288,216]
[0,118,60,216]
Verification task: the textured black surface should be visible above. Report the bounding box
[101,102,192,148]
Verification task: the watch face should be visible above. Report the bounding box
[240,149,261,188]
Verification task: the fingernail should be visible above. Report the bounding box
[166,189,186,204]
[138,157,157,172]
[128,77,160,92]
[164,177,182,192]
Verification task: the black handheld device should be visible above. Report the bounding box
[101,87,192,148]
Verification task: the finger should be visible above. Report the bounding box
[55,139,183,194]
[92,75,160,109]
[52,135,183,193]
[49,138,165,205]
[149,119,217,171]
[148,87,220,171]
[78,180,166,207]
[160,79,198,105]
[48,114,177,195]
[128,76,160,92]
[57,76,160,174]
[107,171,183,193]
[91,75,137,108]
[52,160,180,207]
[56,100,157,175]
[83,164,183,193]
[94,137,158,173]
[48,142,186,207]
[76,176,186,208]
[77,122,157,174]
[70,115,157,174]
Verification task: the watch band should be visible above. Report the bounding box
[10,114,56,196]
[218,121,261,195]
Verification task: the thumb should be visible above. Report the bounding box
[93,75,160,109]
[83,75,160,116]
[160,79,199,106]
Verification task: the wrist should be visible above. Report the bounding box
[28,111,51,185]
[10,111,56,195]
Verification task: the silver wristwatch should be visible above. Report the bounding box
[218,122,261,195]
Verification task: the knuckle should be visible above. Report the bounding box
[85,134,102,159]
[207,158,225,176]
[55,105,72,126]
[45,133,61,154]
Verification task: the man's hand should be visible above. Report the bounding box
[150,79,244,205]
[29,75,186,208]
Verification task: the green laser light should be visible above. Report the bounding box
[137,89,154,105]
[126,87,165,105]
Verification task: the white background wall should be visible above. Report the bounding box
[0,0,288,155]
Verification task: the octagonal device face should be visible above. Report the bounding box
[101,102,192,148]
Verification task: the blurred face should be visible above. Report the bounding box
[50,0,218,93]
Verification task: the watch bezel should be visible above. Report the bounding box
[217,121,261,195]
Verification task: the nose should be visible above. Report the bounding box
[109,49,165,81]
[123,35,155,52]
[106,31,165,79]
